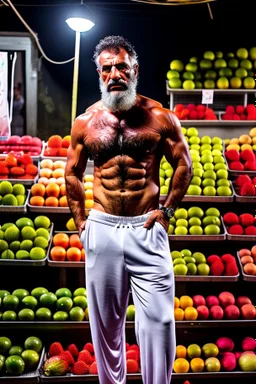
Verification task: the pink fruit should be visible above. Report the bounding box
[218,292,235,308]
[235,296,252,308]
[20,135,33,145]
[242,337,256,351]
[206,295,219,308]
[197,305,209,320]
[216,337,234,352]
[224,304,240,320]
[220,352,237,371]
[209,305,224,320]
[192,295,206,307]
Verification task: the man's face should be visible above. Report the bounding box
[97,48,138,113]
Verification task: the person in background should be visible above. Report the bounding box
[11,83,25,136]
[65,35,192,384]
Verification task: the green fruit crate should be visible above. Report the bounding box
[0,192,29,213]
[0,346,44,384]
[236,252,256,282]
[0,223,54,267]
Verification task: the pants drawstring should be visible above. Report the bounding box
[114,223,135,229]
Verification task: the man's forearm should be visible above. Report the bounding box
[66,175,86,229]
[163,164,192,209]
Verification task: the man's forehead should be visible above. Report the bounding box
[98,48,132,66]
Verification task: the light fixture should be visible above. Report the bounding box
[66,2,95,125]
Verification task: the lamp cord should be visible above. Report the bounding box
[3,0,75,65]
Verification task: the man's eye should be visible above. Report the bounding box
[102,67,111,73]
[116,64,127,71]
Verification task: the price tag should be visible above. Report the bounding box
[202,89,214,104]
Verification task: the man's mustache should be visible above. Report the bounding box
[107,79,128,92]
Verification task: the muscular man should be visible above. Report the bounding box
[65,35,192,384]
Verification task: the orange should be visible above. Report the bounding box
[45,196,59,207]
[53,233,70,249]
[174,308,184,321]
[48,135,62,148]
[66,247,82,262]
[60,184,66,196]
[190,357,205,372]
[85,189,93,200]
[31,183,45,197]
[61,135,71,148]
[173,358,189,373]
[59,196,68,207]
[29,196,45,206]
[184,306,198,321]
[57,148,68,157]
[243,263,256,275]
[179,295,193,310]
[176,345,187,358]
[46,183,60,198]
[81,248,86,261]
[69,234,83,250]
[85,199,94,209]
[174,297,180,309]
[50,246,66,261]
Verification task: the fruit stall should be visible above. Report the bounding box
[0,50,256,384]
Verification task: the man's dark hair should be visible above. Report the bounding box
[93,35,138,67]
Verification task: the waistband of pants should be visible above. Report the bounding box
[87,209,156,227]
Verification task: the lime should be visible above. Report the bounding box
[187,263,197,275]
[4,226,20,243]
[35,307,52,321]
[69,306,85,321]
[5,355,25,375]
[35,228,50,241]
[34,215,51,229]
[0,355,5,373]
[12,289,29,301]
[20,240,33,251]
[180,249,192,257]
[176,219,188,228]
[21,296,38,310]
[189,226,203,235]
[188,206,204,218]
[73,288,87,297]
[204,224,220,235]
[1,249,15,259]
[197,263,210,276]
[173,258,186,266]
[1,223,15,232]
[15,217,34,229]
[184,256,196,264]
[56,297,73,312]
[171,250,182,259]
[30,247,46,260]
[21,350,39,369]
[21,226,37,241]
[18,308,35,321]
[31,287,48,299]
[174,208,188,220]
[53,311,69,321]
[73,295,87,310]
[202,216,221,227]
[126,304,136,321]
[0,230,4,240]
[0,290,10,299]
[16,250,30,260]
[0,337,12,353]
[9,346,23,356]
[2,310,17,321]
[39,292,57,308]
[205,207,220,217]
[174,226,188,235]
[55,288,72,299]
[192,252,206,264]
[174,264,188,275]
[24,336,42,353]
[3,295,19,311]
[9,241,20,253]
[33,236,49,249]
[188,217,202,227]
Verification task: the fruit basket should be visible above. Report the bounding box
[47,232,85,268]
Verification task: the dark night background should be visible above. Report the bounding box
[0,0,255,138]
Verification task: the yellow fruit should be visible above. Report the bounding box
[240,144,253,151]
[229,138,239,144]
[184,306,198,321]
[226,144,240,152]
[190,357,205,372]
[249,127,256,137]
[66,218,77,231]
[179,295,193,309]
[174,297,180,309]
[174,308,184,321]
[173,358,190,373]
[239,134,252,144]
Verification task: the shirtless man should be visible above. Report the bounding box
[65,35,192,384]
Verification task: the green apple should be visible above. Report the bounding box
[167,70,180,80]
[211,137,222,145]
[244,77,255,89]
[159,168,165,178]
[162,161,172,170]
[216,51,223,58]
[182,71,195,80]
[230,77,242,88]
[203,186,216,196]
[174,208,188,219]
[188,206,204,218]
[236,47,248,59]
[159,177,165,187]
[186,185,202,195]
[174,226,188,235]
[168,225,175,234]
[201,149,212,156]
[213,155,225,164]
[200,144,212,151]
[171,250,182,259]
[228,58,239,68]
[169,217,176,225]
[205,70,217,79]
[184,256,196,264]
[217,179,230,187]
[191,153,201,162]
[183,80,195,90]
[204,225,220,235]
[201,154,213,164]
[187,263,197,275]
[197,263,210,275]
[188,217,201,226]
[203,216,221,227]
[240,59,252,70]
[217,77,229,89]
[165,168,173,178]
[192,252,206,263]
[193,162,203,169]
[187,127,199,137]
[190,57,198,63]
[202,178,215,187]
[214,163,227,171]
[174,264,188,275]
[173,258,186,266]
[202,343,219,358]
[201,136,212,145]
[168,79,182,89]
[211,149,222,156]
[203,51,215,60]
[160,186,168,195]
[176,219,188,228]
[190,176,201,186]
[165,177,171,187]
[189,226,203,235]
[249,47,256,60]
[199,59,212,70]
[181,249,192,257]
[190,144,200,151]
[217,186,232,196]
[216,169,228,179]
[204,80,215,89]
[212,144,223,151]
[203,163,214,171]
[170,59,184,71]
[205,207,220,217]
[203,170,217,180]
[160,156,166,164]
[205,357,221,372]
[219,68,233,77]
[235,68,248,78]
[181,127,187,135]
[193,168,204,177]
[189,136,200,145]
[126,304,135,321]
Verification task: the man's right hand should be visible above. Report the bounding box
[78,220,87,237]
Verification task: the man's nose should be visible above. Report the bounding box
[110,66,121,80]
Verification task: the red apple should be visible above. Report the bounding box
[240,304,256,320]
[218,292,235,308]
[209,305,224,320]
[224,304,240,320]
[192,295,206,307]
[206,295,219,308]
[197,305,209,320]
[235,296,252,308]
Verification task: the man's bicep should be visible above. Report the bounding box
[66,124,89,179]
[164,118,191,167]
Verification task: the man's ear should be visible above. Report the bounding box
[134,64,139,78]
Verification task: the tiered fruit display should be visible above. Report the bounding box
[174,293,255,321]
[0,135,42,156]
[223,211,256,236]
[174,104,218,120]
[168,206,222,236]
[167,46,256,89]
[222,104,256,120]
[0,287,87,322]
[170,249,239,277]
[237,246,256,276]
[50,233,85,262]
[0,216,51,260]
[160,130,232,197]
[0,153,39,180]
[42,340,140,376]
[173,336,256,373]
[0,181,26,206]
[233,174,256,196]
[43,135,71,158]
[0,335,43,375]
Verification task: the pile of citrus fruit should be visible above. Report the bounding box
[50,233,85,262]
[0,216,51,261]
[43,135,71,158]
[0,287,88,322]
[0,335,43,375]
[0,181,26,206]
